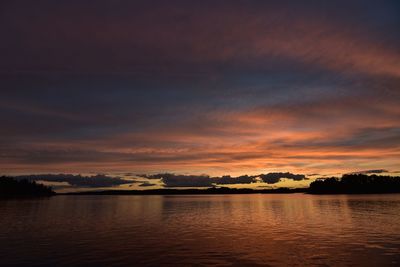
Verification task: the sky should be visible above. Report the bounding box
[1,0,400,187]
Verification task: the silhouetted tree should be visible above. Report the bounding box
[308,174,400,194]
[0,176,55,197]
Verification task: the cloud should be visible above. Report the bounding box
[347,169,389,175]
[212,175,255,185]
[1,1,399,77]
[142,172,307,187]
[156,174,213,188]
[139,182,156,187]
[13,174,134,188]
[259,173,307,184]
[0,1,399,176]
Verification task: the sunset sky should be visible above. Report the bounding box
[1,0,400,185]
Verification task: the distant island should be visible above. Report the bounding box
[0,176,55,197]
[2,174,400,197]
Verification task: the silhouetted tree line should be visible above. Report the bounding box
[309,174,400,194]
[0,176,55,197]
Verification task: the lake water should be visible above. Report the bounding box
[1,194,400,266]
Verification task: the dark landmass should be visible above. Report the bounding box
[3,174,400,197]
[64,187,308,195]
[309,174,400,194]
[0,176,55,198]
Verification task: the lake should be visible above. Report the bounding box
[1,194,400,266]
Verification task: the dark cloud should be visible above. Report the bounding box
[159,174,213,188]
[139,182,156,187]
[347,169,389,175]
[212,175,255,185]
[259,173,307,184]
[142,172,307,187]
[1,0,399,73]
[13,174,133,188]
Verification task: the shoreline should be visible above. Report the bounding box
[61,187,308,196]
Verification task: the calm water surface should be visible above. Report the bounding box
[1,194,400,266]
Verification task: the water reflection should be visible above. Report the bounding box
[1,194,400,266]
